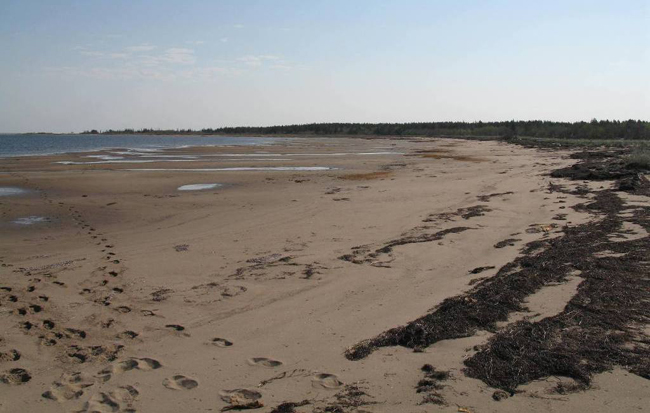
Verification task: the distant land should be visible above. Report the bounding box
[78,120,650,141]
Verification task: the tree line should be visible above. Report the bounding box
[84,119,650,140]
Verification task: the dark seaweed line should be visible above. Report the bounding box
[345,161,649,392]
[340,227,472,265]
[464,191,649,391]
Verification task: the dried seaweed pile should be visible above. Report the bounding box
[345,152,650,393]
[315,385,375,413]
[464,191,650,391]
[551,150,648,191]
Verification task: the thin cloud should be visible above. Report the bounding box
[270,64,293,70]
[47,64,240,81]
[237,55,280,67]
[160,48,196,64]
[125,44,156,52]
[80,50,106,57]
[78,50,130,59]
[60,43,292,81]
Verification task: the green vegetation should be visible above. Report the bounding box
[85,119,650,141]
[504,136,650,149]
[626,148,650,169]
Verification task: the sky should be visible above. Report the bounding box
[0,0,648,133]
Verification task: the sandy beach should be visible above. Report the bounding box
[1,137,648,412]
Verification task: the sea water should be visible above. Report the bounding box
[0,134,281,158]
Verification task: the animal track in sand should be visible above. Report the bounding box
[165,324,185,331]
[0,368,31,385]
[248,357,283,368]
[163,375,199,390]
[210,338,233,347]
[311,373,343,389]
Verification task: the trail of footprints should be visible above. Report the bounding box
[1,177,345,410]
[0,178,151,411]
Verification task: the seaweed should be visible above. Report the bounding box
[345,155,649,393]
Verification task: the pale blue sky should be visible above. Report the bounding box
[0,0,648,132]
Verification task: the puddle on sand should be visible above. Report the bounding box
[12,216,49,225]
[178,183,222,191]
[0,187,28,197]
[127,167,335,172]
[56,159,196,165]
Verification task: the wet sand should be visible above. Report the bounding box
[0,137,648,412]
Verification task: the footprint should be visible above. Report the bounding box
[39,332,59,346]
[42,372,94,401]
[248,357,283,368]
[165,324,185,331]
[101,357,162,380]
[112,385,139,404]
[136,357,162,371]
[42,384,84,402]
[66,328,87,339]
[117,331,139,340]
[81,385,139,413]
[0,368,31,385]
[115,306,131,313]
[210,338,233,348]
[81,392,120,412]
[311,373,343,389]
[114,359,139,373]
[0,349,20,362]
[163,375,199,390]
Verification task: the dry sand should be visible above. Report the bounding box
[0,137,648,412]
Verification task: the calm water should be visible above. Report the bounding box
[0,134,281,157]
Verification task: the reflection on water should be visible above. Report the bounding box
[129,167,335,172]
[0,187,28,197]
[13,216,49,225]
[178,183,222,191]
